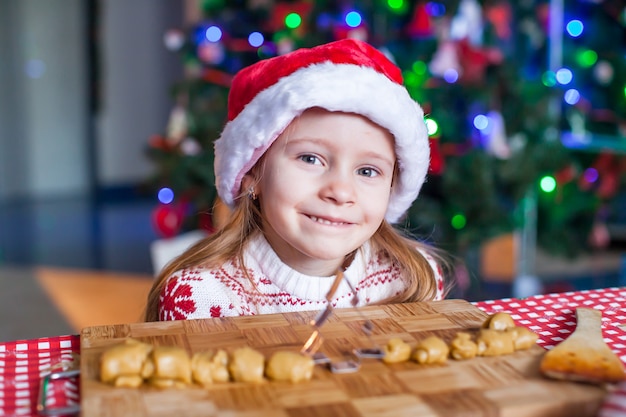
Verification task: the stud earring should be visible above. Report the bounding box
[248,187,257,200]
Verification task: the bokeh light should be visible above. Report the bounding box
[540,175,557,193]
[576,49,597,68]
[426,2,446,17]
[555,68,573,85]
[443,68,459,83]
[451,214,466,230]
[594,60,614,85]
[163,29,185,51]
[205,25,222,42]
[566,20,584,37]
[25,59,46,79]
[404,71,419,88]
[542,71,557,87]
[345,11,362,27]
[564,89,581,105]
[412,60,427,75]
[198,42,225,64]
[473,114,489,131]
[285,13,302,29]
[248,32,264,47]
[583,168,599,183]
[425,118,439,135]
[387,0,403,10]
[257,44,275,59]
[158,187,175,204]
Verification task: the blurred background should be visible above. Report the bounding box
[1,0,626,340]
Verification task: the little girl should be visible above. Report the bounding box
[145,39,448,322]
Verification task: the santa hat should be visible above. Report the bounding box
[214,39,430,224]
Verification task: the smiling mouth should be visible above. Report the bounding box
[308,215,351,226]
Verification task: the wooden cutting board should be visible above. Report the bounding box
[80,299,607,417]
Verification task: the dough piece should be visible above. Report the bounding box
[482,312,516,331]
[506,326,539,350]
[265,351,315,383]
[149,378,189,389]
[229,347,265,383]
[382,338,411,364]
[113,375,144,388]
[449,332,478,360]
[147,346,192,387]
[100,339,154,385]
[476,328,515,356]
[191,350,230,386]
[412,336,449,364]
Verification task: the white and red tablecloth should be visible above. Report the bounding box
[0,335,80,416]
[473,286,626,364]
[1,287,626,416]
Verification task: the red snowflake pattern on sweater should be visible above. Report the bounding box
[159,268,203,320]
[158,237,444,320]
[209,305,222,317]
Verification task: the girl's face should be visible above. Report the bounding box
[251,108,395,276]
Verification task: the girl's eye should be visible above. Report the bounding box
[358,167,380,178]
[299,154,321,165]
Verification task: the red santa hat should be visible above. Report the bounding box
[214,39,430,224]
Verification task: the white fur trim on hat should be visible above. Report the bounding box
[214,62,430,224]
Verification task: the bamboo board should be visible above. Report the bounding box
[80,299,607,417]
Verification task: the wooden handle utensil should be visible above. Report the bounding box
[540,307,625,384]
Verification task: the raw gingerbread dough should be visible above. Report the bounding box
[449,332,478,360]
[506,326,539,350]
[482,312,516,331]
[412,336,449,364]
[100,339,154,387]
[265,351,315,383]
[147,346,192,388]
[382,338,412,364]
[191,350,230,386]
[476,328,515,356]
[228,347,265,383]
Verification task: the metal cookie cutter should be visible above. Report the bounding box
[37,369,80,416]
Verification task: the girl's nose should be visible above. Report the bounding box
[320,169,356,205]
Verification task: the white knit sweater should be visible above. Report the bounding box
[159,233,444,320]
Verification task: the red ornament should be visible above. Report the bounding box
[580,153,624,199]
[457,38,503,84]
[148,135,175,151]
[554,165,577,186]
[485,3,512,40]
[428,137,445,175]
[152,204,184,238]
[406,4,433,38]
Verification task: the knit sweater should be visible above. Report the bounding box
[159,233,444,320]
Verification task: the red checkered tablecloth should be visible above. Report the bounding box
[1,287,626,416]
[0,334,80,417]
[473,286,626,365]
[473,287,626,417]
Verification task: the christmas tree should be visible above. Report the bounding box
[146,0,626,264]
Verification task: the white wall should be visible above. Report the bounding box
[0,0,87,199]
[0,0,25,199]
[97,0,183,187]
[0,0,183,200]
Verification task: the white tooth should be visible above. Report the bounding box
[310,215,343,226]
